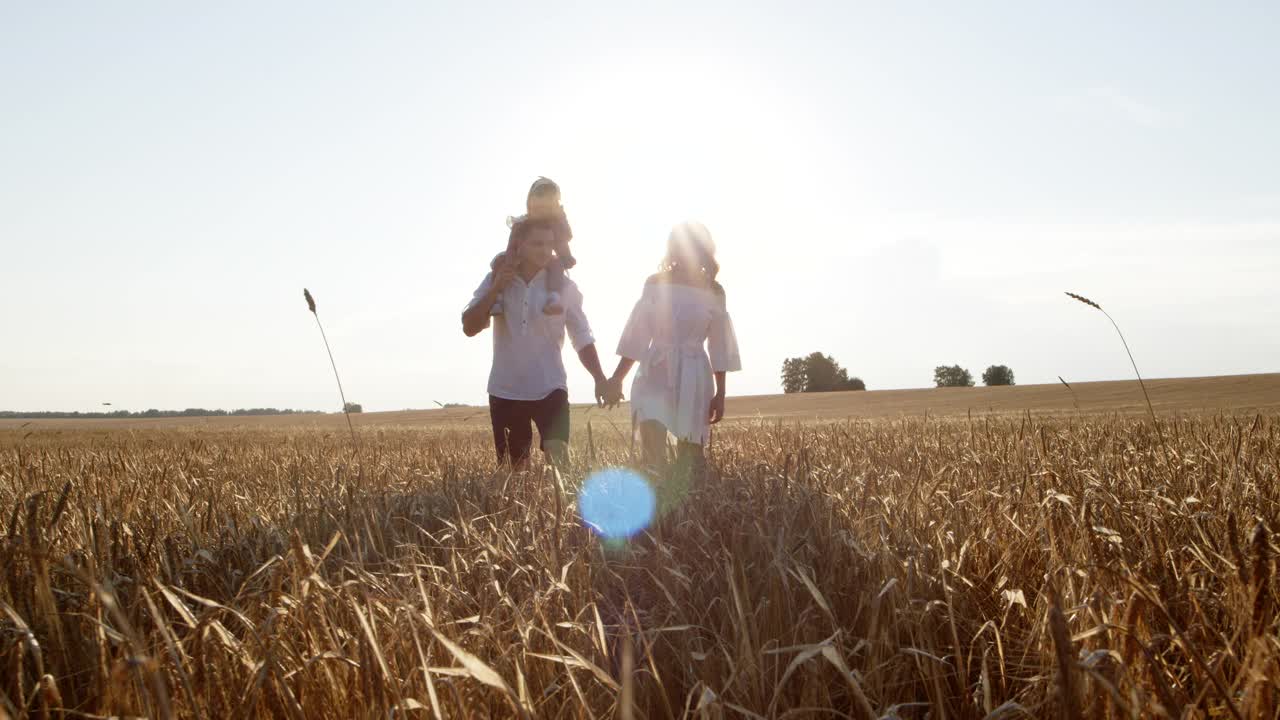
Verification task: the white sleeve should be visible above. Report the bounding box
[463,272,495,313]
[564,283,595,353]
[709,293,741,373]
[616,286,653,360]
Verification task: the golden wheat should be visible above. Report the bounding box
[1,414,1278,717]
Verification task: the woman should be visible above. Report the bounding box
[607,221,742,478]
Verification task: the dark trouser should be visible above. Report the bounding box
[488,389,570,464]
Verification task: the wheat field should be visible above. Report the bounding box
[2,399,1279,717]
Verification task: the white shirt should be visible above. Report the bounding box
[466,268,595,401]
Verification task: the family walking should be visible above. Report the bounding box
[461,177,741,482]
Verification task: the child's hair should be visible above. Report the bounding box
[507,177,568,231]
[507,176,573,254]
[527,177,561,208]
[661,221,720,283]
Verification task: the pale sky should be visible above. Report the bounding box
[3,2,1278,412]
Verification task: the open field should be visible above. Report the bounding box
[3,397,1280,717]
[4,373,1279,431]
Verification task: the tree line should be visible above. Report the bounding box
[933,364,1015,387]
[781,353,1016,392]
[781,353,866,393]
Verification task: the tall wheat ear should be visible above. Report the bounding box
[304,288,358,453]
[1064,291,1168,460]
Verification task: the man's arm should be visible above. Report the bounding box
[461,289,497,337]
[461,263,514,337]
[578,344,607,384]
[564,284,608,404]
[577,344,610,407]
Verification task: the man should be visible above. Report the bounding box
[462,216,609,467]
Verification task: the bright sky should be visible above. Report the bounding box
[3,2,1278,412]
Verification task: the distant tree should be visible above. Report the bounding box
[780,353,866,393]
[344,402,363,413]
[803,352,841,392]
[982,365,1015,386]
[934,365,975,388]
[781,357,807,394]
[838,370,867,391]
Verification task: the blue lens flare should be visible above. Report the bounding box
[578,468,655,540]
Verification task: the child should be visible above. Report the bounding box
[491,177,575,316]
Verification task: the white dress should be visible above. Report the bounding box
[617,280,742,444]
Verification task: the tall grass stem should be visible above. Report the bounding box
[305,288,358,453]
[1065,292,1169,461]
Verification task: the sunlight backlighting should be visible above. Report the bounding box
[578,468,656,540]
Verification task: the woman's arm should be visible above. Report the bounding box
[610,357,637,384]
[604,358,636,407]
[709,371,727,424]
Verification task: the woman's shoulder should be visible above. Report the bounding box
[646,272,721,293]
[642,275,726,309]
[640,273,669,297]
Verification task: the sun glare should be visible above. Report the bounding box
[578,467,656,540]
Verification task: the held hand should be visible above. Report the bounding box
[593,377,610,408]
[708,394,726,425]
[596,377,624,409]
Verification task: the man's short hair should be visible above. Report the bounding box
[510,215,558,247]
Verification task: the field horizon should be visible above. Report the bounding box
[5,371,1278,431]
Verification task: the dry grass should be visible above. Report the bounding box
[2,412,1279,718]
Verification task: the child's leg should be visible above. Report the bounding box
[555,236,576,270]
[553,211,575,268]
[541,216,571,313]
[547,256,564,293]
[543,257,565,315]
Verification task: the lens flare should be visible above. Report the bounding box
[578,468,655,540]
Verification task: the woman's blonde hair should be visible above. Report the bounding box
[661,221,720,285]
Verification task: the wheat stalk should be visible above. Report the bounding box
[1047,582,1081,720]
[1064,292,1168,460]
[1251,521,1272,637]
[1057,376,1080,411]
[304,288,358,453]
